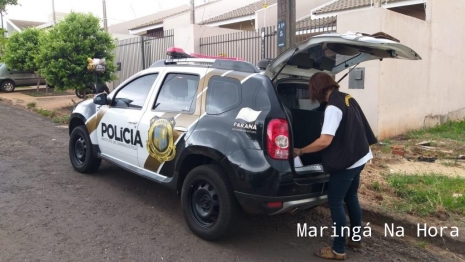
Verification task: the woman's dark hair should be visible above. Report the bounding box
[308,72,339,102]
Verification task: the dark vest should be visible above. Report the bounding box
[321,90,377,173]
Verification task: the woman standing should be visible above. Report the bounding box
[293,72,377,260]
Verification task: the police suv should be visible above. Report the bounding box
[68,31,421,240]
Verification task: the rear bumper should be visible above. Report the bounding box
[234,191,328,215]
[269,195,328,215]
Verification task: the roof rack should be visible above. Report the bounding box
[150,57,260,73]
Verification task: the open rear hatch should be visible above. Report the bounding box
[265,31,421,81]
[266,31,421,177]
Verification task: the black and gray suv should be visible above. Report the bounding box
[68,31,421,240]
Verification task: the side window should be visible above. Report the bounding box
[112,73,158,109]
[206,76,241,115]
[153,73,199,113]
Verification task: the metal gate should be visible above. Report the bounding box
[112,30,174,87]
[199,16,337,66]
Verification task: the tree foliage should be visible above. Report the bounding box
[37,12,117,91]
[0,28,8,60]
[3,28,42,72]
[0,0,18,11]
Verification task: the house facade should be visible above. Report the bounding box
[3,18,45,37]
[328,0,465,139]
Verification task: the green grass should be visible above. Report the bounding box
[382,138,392,144]
[34,108,56,118]
[26,102,36,109]
[52,115,70,124]
[414,241,428,249]
[372,181,382,192]
[387,173,465,216]
[406,120,465,142]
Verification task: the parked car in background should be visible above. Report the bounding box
[0,63,46,92]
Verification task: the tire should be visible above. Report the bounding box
[181,164,240,241]
[1,80,15,92]
[69,125,101,173]
[75,89,85,98]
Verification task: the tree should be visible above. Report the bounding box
[3,28,43,91]
[0,0,18,10]
[37,12,117,96]
[0,28,8,59]
[0,0,19,33]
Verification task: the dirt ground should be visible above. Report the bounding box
[388,159,465,177]
[0,101,462,262]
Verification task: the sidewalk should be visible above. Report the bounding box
[0,87,79,112]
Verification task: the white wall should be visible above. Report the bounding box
[377,9,431,138]
[336,2,465,139]
[164,0,253,30]
[255,0,330,29]
[112,33,139,41]
[171,24,241,54]
[427,0,465,124]
[336,9,384,136]
[255,4,277,29]
[108,5,189,35]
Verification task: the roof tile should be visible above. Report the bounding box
[314,0,405,15]
[200,0,277,25]
[131,0,220,30]
[9,19,45,30]
[296,15,337,30]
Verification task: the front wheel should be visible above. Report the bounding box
[181,164,240,241]
[69,125,101,173]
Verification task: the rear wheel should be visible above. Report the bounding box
[181,164,239,241]
[1,80,15,92]
[69,125,101,173]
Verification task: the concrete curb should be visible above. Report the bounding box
[361,206,465,256]
[0,96,71,120]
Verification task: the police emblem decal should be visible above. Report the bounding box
[147,116,176,163]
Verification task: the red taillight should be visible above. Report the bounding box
[267,202,283,208]
[267,119,289,160]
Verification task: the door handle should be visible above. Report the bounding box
[128,120,138,125]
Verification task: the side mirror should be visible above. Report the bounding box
[93,93,108,105]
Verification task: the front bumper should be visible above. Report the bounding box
[234,191,328,215]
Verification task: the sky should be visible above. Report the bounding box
[3,0,211,26]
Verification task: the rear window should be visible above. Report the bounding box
[206,76,241,115]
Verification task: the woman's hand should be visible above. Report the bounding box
[293,148,302,157]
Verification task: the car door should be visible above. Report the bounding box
[97,73,159,167]
[137,67,207,180]
[8,69,35,86]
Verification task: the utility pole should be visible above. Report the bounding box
[102,0,108,31]
[277,0,296,55]
[52,0,56,25]
[190,0,195,24]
